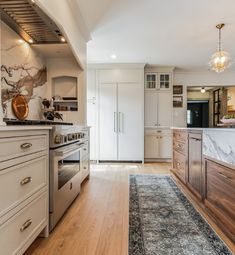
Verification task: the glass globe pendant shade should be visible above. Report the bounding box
[209,50,231,73]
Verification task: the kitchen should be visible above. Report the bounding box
[0,0,235,255]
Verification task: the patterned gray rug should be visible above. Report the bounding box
[129,174,232,255]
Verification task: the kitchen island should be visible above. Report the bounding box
[171,127,235,244]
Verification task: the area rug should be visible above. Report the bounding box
[129,174,232,255]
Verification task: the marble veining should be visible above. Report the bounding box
[1,21,47,120]
[203,130,235,166]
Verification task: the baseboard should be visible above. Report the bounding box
[144,158,172,163]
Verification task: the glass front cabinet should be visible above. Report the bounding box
[145,73,171,90]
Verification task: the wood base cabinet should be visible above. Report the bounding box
[172,130,188,183]
[204,159,235,242]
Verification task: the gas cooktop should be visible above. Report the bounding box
[4,118,73,126]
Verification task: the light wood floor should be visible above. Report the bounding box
[25,163,235,255]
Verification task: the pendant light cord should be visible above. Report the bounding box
[218,27,222,52]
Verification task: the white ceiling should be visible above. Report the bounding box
[76,0,235,70]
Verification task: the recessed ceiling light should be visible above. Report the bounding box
[110,54,117,59]
[61,37,66,42]
[18,39,24,43]
[28,39,33,44]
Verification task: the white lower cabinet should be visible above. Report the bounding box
[0,192,47,255]
[145,129,172,160]
[0,129,49,255]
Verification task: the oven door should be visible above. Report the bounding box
[49,142,83,230]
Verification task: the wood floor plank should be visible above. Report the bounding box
[25,163,235,255]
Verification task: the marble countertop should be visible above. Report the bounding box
[0,125,52,131]
[171,127,235,132]
[145,126,171,129]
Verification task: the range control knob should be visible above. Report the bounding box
[54,135,62,144]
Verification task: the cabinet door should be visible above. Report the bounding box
[145,73,157,90]
[144,92,158,127]
[188,133,202,199]
[159,73,171,90]
[87,69,96,100]
[118,83,143,161]
[144,135,159,158]
[158,92,172,127]
[99,83,118,160]
[87,101,96,160]
[159,132,172,158]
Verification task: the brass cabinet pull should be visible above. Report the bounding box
[20,143,32,149]
[20,219,32,232]
[218,172,232,180]
[20,177,32,185]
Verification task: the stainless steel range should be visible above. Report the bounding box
[5,119,90,231]
[49,125,89,231]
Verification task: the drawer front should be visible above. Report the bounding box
[0,192,47,255]
[173,140,187,155]
[173,150,187,183]
[173,130,187,142]
[0,156,47,217]
[0,135,47,162]
[205,160,235,225]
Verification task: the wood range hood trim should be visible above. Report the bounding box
[0,0,66,44]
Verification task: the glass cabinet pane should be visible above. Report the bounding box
[145,73,157,89]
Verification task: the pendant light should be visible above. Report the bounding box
[201,87,206,93]
[209,23,231,73]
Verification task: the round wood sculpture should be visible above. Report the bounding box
[12,94,29,120]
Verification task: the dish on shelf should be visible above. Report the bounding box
[220,118,235,124]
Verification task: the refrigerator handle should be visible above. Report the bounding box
[119,112,123,133]
[114,112,117,132]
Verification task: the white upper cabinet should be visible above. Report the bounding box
[145,72,171,91]
[145,73,157,90]
[159,73,171,90]
[144,92,158,127]
[158,92,172,127]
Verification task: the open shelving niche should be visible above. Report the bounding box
[51,75,79,122]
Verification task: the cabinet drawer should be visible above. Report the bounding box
[205,160,235,239]
[0,156,47,217]
[173,130,187,142]
[173,139,187,156]
[173,150,187,183]
[0,135,47,162]
[0,192,47,255]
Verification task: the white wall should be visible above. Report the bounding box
[46,57,86,124]
[37,0,89,69]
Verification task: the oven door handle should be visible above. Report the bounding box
[54,144,83,157]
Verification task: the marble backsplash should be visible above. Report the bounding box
[1,21,47,120]
[203,129,235,166]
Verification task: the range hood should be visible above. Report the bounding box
[0,0,65,44]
